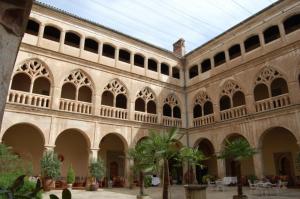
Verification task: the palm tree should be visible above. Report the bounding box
[143,127,179,199]
[128,140,155,197]
[218,138,257,199]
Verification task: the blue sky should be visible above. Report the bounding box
[38,0,278,52]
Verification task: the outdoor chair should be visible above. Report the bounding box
[207,179,216,191]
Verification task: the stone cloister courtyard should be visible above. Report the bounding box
[44,185,300,199]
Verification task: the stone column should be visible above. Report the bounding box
[37,24,45,46]
[59,30,66,53]
[130,53,134,73]
[258,32,265,50]
[240,42,246,61]
[90,148,99,161]
[253,152,264,179]
[278,23,286,42]
[79,36,85,57]
[114,47,119,67]
[98,42,103,63]
[217,158,226,178]
[0,1,33,128]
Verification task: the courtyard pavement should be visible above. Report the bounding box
[43,185,300,199]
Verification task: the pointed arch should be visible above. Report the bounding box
[103,79,127,96]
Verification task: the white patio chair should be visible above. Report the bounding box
[207,179,216,191]
[215,179,225,191]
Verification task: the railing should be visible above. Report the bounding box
[59,98,92,114]
[220,105,247,121]
[100,105,128,120]
[193,114,215,127]
[162,116,182,127]
[255,94,290,113]
[134,111,158,123]
[7,90,50,108]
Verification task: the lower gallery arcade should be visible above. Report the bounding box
[1,110,299,187]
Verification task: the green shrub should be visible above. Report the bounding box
[89,159,105,180]
[67,165,75,184]
[144,175,152,188]
[40,151,61,180]
[202,174,215,184]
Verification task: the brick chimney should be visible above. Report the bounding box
[173,38,185,57]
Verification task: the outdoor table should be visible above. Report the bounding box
[223,177,237,185]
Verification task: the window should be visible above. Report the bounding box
[134,54,144,68]
[102,44,115,59]
[244,35,260,52]
[147,101,156,114]
[263,25,280,44]
[214,51,226,67]
[11,73,31,92]
[220,95,231,111]
[203,101,213,115]
[201,59,211,73]
[84,38,98,53]
[33,77,50,96]
[43,25,60,42]
[283,14,300,34]
[163,104,171,117]
[101,91,114,106]
[61,83,76,100]
[232,91,245,107]
[116,94,127,109]
[26,19,39,36]
[193,104,202,118]
[172,67,180,79]
[148,59,157,72]
[229,44,241,60]
[64,32,80,48]
[271,78,288,97]
[119,49,130,63]
[254,84,269,101]
[161,63,169,75]
[173,106,181,118]
[189,65,198,79]
[78,86,92,102]
[135,98,145,112]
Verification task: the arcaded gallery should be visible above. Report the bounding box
[1,0,300,189]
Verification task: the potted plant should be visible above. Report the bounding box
[66,164,75,189]
[86,159,105,191]
[218,138,257,199]
[128,140,155,199]
[40,151,61,191]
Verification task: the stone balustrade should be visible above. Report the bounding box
[59,98,92,114]
[100,105,128,120]
[220,105,247,121]
[193,114,215,127]
[162,116,182,127]
[134,111,158,124]
[7,90,50,108]
[255,94,291,113]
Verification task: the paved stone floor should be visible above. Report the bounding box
[43,185,300,199]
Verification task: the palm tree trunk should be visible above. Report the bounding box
[236,161,243,196]
[163,159,170,199]
[139,171,144,196]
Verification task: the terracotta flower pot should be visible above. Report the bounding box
[42,177,55,191]
[184,184,207,199]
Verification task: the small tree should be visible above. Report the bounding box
[66,165,75,185]
[128,140,155,197]
[89,159,105,182]
[40,151,61,180]
[218,138,256,199]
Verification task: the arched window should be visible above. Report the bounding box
[161,63,169,75]
[43,25,60,42]
[203,101,213,115]
[136,87,156,114]
[102,44,115,58]
[64,32,80,48]
[193,104,202,118]
[78,86,92,102]
[214,51,226,67]
[101,91,114,106]
[11,73,31,92]
[135,98,145,112]
[283,14,300,34]
[102,79,128,108]
[163,104,172,117]
[244,35,260,52]
[61,70,93,102]
[271,78,288,97]
[189,65,198,79]
[148,59,157,72]
[173,106,181,118]
[84,38,98,53]
[229,44,241,60]
[33,77,50,95]
[26,19,39,36]
[232,91,246,107]
[11,59,51,95]
[119,49,131,63]
[263,25,280,44]
[147,100,156,114]
[254,84,269,101]
[172,67,180,79]
[220,96,231,111]
[193,91,214,117]
[201,59,211,73]
[134,54,144,68]
[116,94,127,109]
[61,83,76,100]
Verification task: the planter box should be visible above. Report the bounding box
[184,185,206,199]
[137,195,151,199]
